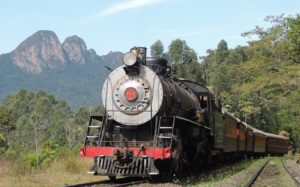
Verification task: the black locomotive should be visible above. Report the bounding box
[80,47,290,179]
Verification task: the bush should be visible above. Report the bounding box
[20,140,59,168]
[23,153,42,168]
[0,134,8,154]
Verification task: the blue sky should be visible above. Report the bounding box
[0,0,299,56]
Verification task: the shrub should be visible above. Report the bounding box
[0,134,8,154]
[20,140,59,168]
[22,153,42,168]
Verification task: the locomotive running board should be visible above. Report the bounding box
[89,155,159,177]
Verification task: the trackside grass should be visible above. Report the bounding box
[188,157,269,187]
[0,154,105,187]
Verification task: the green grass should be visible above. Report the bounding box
[0,154,105,187]
[188,157,268,187]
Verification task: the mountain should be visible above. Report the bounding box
[0,30,123,109]
[11,30,66,73]
[62,35,91,65]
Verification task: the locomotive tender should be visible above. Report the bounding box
[80,47,290,179]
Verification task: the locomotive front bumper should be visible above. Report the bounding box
[89,155,159,177]
[80,146,171,177]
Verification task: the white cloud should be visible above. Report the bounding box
[88,0,164,20]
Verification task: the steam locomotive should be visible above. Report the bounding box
[80,47,290,179]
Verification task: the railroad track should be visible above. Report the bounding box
[281,159,300,187]
[63,177,147,187]
[244,158,271,187]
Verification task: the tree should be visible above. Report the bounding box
[276,88,300,146]
[166,39,200,80]
[167,39,197,64]
[205,14,300,144]
[185,62,206,85]
[150,40,164,58]
[286,14,300,63]
[224,46,248,64]
[215,39,229,63]
[211,62,231,94]
[1,89,74,153]
[74,107,91,142]
[51,100,72,146]
[0,133,8,154]
[0,107,16,138]
[241,14,289,62]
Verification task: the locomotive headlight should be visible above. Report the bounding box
[124,87,138,101]
[123,52,137,66]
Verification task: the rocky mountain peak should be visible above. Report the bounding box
[101,51,124,68]
[11,30,65,73]
[6,30,122,74]
[88,48,99,62]
[62,35,90,64]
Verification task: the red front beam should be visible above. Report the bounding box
[80,146,171,160]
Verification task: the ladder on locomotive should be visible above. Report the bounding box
[84,116,103,146]
[156,116,175,147]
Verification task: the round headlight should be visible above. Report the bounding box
[124,87,138,101]
[123,52,137,66]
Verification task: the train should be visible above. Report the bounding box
[79,47,291,179]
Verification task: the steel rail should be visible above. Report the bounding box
[63,177,146,187]
[244,158,271,187]
[281,159,300,187]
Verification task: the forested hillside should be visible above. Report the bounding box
[0,89,102,166]
[150,14,300,145]
[204,15,300,145]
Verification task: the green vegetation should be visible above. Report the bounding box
[203,14,300,145]
[187,157,294,187]
[0,89,103,170]
[0,151,104,186]
[150,40,164,58]
[0,89,105,186]
[150,14,300,146]
[189,159,253,186]
[150,38,207,84]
